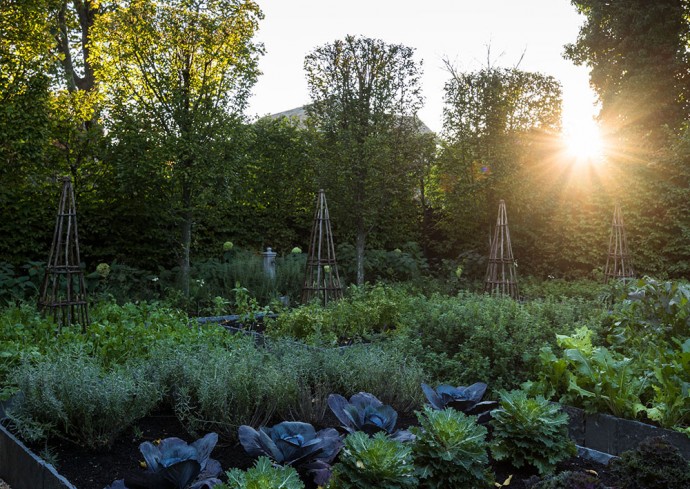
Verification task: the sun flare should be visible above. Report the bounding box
[562,118,605,164]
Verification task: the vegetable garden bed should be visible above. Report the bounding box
[2,406,621,489]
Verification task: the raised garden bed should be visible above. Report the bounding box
[2,407,620,489]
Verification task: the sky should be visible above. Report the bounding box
[247,0,597,135]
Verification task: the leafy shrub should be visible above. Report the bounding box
[223,457,305,489]
[533,470,607,489]
[170,342,293,441]
[609,437,690,489]
[411,406,494,489]
[525,327,647,419]
[239,421,341,486]
[7,350,161,449]
[490,390,576,476]
[329,432,417,489]
[0,261,43,306]
[267,284,406,345]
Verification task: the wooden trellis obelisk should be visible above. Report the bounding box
[604,203,635,283]
[484,199,519,299]
[301,189,343,305]
[38,177,89,327]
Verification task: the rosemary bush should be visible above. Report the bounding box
[7,349,161,449]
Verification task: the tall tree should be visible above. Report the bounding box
[93,0,263,293]
[438,66,562,259]
[565,0,690,145]
[304,35,424,284]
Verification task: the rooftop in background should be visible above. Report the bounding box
[267,106,435,134]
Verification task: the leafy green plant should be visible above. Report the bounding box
[329,432,417,489]
[527,327,648,419]
[532,470,607,489]
[223,457,305,489]
[490,390,576,476]
[411,406,494,489]
[7,350,161,449]
[609,437,690,489]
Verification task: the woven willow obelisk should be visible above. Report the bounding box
[301,189,343,305]
[484,199,519,299]
[604,203,635,283]
[38,177,89,327]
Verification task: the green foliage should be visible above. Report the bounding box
[222,457,305,489]
[337,243,429,284]
[411,406,494,489]
[565,0,689,139]
[329,432,417,489]
[533,470,607,489]
[490,390,576,476]
[397,292,604,391]
[609,437,690,489]
[267,284,407,345]
[305,35,425,284]
[166,342,292,441]
[7,350,161,449]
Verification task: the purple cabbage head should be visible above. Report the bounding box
[421,382,498,424]
[238,421,342,486]
[327,392,414,442]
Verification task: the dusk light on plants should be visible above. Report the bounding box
[3,0,690,487]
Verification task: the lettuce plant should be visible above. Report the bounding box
[238,421,341,486]
[411,406,494,489]
[105,432,222,489]
[610,437,690,489]
[329,431,418,489]
[490,390,576,476]
[533,470,607,489]
[328,392,413,441]
[421,382,498,423]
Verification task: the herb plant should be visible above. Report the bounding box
[490,390,576,475]
[411,406,494,489]
[329,432,418,489]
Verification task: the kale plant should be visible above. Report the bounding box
[421,381,498,423]
[238,421,341,486]
[610,437,690,489]
[490,390,576,476]
[328,392,413,441]
[329,432,418,489]
[411,406,494,489]
[222,457,304,489]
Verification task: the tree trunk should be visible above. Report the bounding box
[355,226,366,285]
[179,181,193,296]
